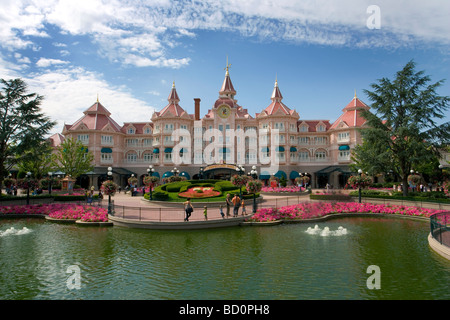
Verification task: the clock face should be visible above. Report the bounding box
[218,105,231,118]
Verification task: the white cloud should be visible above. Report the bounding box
[36,58,69,68]
[22,66,157,135]
[2,0,449,72]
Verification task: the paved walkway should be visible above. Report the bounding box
[105,191,311,222]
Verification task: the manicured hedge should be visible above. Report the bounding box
[146,180,258,202]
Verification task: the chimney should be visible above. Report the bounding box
[194,98,201,120]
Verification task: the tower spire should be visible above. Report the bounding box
[219,56,236,98]
[225,56,231,75]
[271,77,283,101]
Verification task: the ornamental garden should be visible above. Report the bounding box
[1,171,449,226]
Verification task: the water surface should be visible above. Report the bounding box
[1,217,449,300]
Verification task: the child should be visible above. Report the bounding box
[241,199,246,215]
[203,206,208,220]
[219,205,225,219]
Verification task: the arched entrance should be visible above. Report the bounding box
[202,164,240,180]
[77,175,90,189]
[98,175,108,189]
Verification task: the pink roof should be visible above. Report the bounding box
[271,80,283,101]
[84,101,111,116]
[330,96,370,129]
[157,103,188,117]
[214,98,236,109]
[219,72,236,95]
[47,133,65,147]
[167,83,180,103]
[264,101,293,116]
[68,101,122,132]
[263,81,293,116]
[343,96,369,111]
[121,122,153,134]
[154,84,189,118]
[236,106,253,119]
[297,120,332,132]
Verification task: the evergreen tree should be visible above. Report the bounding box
[355,61,450,196]
[0,78,55,194]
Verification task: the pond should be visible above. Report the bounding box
[1,217,449,300]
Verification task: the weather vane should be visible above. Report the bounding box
[225,56,231,75]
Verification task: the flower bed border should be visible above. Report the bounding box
[241,211,429,227]
[45,216,77,223]
[75,220,113,227]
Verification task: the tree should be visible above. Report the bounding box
[16,140,54,180]
[356,60,450,196]
[0,78,56,195]
[51,137,94,186]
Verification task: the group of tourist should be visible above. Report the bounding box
[183,193,247,222]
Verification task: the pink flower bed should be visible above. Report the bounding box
[261,186,305,193]
[178,187,221,198]
[247,202,446,222]
[0,203,108,222]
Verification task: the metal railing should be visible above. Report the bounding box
[105,194,450,223]
[430,211,450,248]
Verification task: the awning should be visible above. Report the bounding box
[179,148,188,153]
[315,166,352,175]
[339,145,350,151]
[101,147,112,153]
[85,167,136,176]
[219,147,230,153]
[164,148,173,153]
[274,170,287,179]
[259,170,271,179]
[289,171,300,179]
[151,171,160,178]
[261,147,269,152]
[276,146,285,152]
[290,146,297,152]
[180,171,191,179]
[162,171,173,178]
[153,148,160,154]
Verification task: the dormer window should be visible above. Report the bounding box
[144,127,152,134]
[127,127,135,134]
[317,124,326,132]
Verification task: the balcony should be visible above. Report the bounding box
[337,137,350,144]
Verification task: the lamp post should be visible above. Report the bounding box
[199,167,203,180]
[26,172,31,205]
[250,166,258,213]
[147,165,155,200]
[251,166,257,179]
[48,172,53,195]
[358,169,362,203]
[172,167,179,176]
[107,167,113,214]
[236,165,245,198]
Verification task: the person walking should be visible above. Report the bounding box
[184,198,194,221]
[232,194,241,217]
[226,194,232,217]
[203,206,208,220]
[219,205,225,219]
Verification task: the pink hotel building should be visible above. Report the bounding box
[49,66,370,190]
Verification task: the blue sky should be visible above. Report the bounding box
[1,0,449,135]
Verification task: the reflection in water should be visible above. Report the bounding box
[0,217,449,300]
